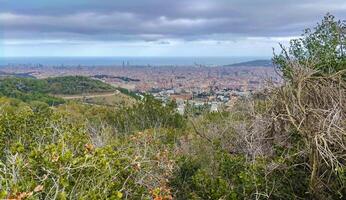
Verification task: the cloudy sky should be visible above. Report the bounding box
[1,0,346,57]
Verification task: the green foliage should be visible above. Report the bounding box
[184,102,211,116]
[0,98,150,199]
[0,76,136,106]
[170,91,346,199]
[46,76,115,95]
[116,87,141,100]
[109,96,186,134]
[169,157,201,199]
[274,14,346,78]
[170,153,267,200]
[0,95,191,199]
[0,77,65,105]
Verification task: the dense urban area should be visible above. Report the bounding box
[0,60,280,114]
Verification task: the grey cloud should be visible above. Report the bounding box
[1,0,346,42]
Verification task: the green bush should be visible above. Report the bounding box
[109,96,186,134]
[0,99,149,199]
[170,152,269,200]
[273,14,346,79]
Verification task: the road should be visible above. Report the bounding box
[57,92,119,100]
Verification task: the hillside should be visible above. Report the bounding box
[225,59,273,67]
[46,76,115,95]
[0,77,65,105]
[0,76,135,105]
[57,92,137,107]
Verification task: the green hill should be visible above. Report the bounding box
[46,76,115,95]
[0,77,64,105]
[0,76,129,105]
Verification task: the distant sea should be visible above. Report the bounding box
[0,56,269,67]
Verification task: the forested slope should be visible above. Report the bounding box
[0,76,131,105]
[46,76,115,95]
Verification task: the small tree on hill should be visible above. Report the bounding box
[273,13,346,79]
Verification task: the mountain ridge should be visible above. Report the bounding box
[225,59,273,67]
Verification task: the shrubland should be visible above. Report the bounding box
[0,14,346,199]
[0,96,185,199]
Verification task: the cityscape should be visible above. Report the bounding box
[0,60,281,113]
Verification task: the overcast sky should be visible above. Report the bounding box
[1,0,346,57]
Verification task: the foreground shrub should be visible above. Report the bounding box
[110,96,186,134]
[171,60,346,199]
[266,63,346,198]
[0,100,149,199]
[274,14,346,79]
[170,153,267,200]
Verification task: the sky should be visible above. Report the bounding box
[1,0,346,57]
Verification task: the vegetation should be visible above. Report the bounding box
[116,87,142,100]
[46,76,115,95]
[0,76,136,105]
[0,14,346,200]
[274,13,346,78]
[81,93,137,107]
[0,98,180,199]
[0,77,65,105]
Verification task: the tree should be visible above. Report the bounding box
[273,14,346,79]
